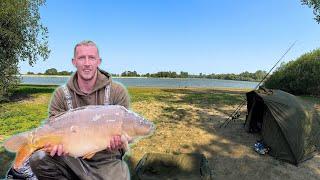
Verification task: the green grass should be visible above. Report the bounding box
[12,84,57,94]
[0,85,57,138]
[0,99,49,136]
[0,85,58,176]
[128,87,171,102]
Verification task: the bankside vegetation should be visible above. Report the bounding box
[101,70,268,81]
[0,0,49,101]
[28,69,267,82]
[264,48,320,96]
[27,68,73,75]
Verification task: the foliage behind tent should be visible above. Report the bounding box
[264,48,320,96]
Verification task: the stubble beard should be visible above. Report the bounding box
[79,69,97,81]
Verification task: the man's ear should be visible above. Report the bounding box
[72,58,76,66]
[98,58,102,66]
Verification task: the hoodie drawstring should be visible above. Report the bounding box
[73,91,79,107]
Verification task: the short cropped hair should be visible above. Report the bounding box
[73,40,100,57]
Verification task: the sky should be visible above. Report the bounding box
[19,0,320,75]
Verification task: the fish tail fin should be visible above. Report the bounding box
[14,144,35,169]
[3,133,29,152]
[12,135,62,170]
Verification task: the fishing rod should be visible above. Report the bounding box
[219,40,297,128]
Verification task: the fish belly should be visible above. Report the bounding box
[61,128,115,157]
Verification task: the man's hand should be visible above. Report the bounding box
[107,135,123,151]
[43,143,68,156]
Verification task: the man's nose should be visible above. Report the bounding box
[84,57,90,65]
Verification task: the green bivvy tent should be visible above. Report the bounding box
[245,88,320,165]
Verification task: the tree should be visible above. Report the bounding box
[0,0,50,101]
[44,68,58,75]
[179,71,189,78]
[253,70,267,81]
[121,70,140,77]
[58,70,72,75]
[302,0,320,23]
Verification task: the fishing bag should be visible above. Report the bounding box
[135,153,213,180]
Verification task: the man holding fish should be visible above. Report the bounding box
[34,40,132,179]
[5,40,153,180]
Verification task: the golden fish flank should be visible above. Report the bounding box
[3,105,155,170]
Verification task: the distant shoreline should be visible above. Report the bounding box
[20,75,260,82]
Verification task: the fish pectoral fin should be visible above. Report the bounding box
[14,144,35,170]
[82,152,97,159]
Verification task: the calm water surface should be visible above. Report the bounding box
[20,76,259,89]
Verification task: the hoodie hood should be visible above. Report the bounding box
[67,69,112,95]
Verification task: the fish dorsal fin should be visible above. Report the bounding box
[3,133,29,152]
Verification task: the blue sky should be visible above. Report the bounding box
[19,0,320,75]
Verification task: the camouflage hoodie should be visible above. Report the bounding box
[49,69,130,119]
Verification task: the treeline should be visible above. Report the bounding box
[120,71,190,78]
[27,68,73,76]
[264,48,320,96]
[119,70,267,81]
[27,69,267,82]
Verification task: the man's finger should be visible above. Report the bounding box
[57,144,63,156]
[119,141,123,148]
[116,136,121,147]
[113,137,118,148]
[110,137,115,150]
[50,145,58,156]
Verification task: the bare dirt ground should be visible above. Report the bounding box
[126,88,320,180]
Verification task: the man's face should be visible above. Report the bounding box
[72,45,101,81]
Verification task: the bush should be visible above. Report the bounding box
[264,48,320,96]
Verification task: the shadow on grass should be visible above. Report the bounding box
[156,88,246,130]
[159,89,245,117]
[6,85,57,102]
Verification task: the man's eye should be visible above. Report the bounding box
[78,57,85,61]
[89,57,96,61]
